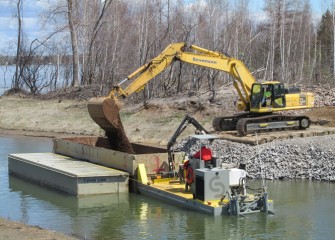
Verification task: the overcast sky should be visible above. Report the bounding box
[0,0,328,55]
[0,0,51,55]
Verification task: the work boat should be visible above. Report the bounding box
[136,134,273,216]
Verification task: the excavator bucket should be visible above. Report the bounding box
[87,97,134,153]
[87,97,121,130]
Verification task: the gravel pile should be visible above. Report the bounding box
[176,135,335,182]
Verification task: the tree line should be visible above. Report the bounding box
[5,0,335,100]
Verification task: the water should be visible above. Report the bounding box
[0,65,14,94]
[0,65,66,95]
[1,135,335,240]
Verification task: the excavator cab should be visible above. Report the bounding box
[250,82,286,112]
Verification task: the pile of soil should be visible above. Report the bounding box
[306,106,335,127]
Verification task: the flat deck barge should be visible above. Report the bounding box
[136,162,274,216]
[8,153,129,195]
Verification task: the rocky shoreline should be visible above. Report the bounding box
[178,135,335,182]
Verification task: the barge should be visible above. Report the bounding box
[135,134,273,216]
[9,135,273,216]
[136,156,273,216]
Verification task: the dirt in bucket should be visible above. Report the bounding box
[105,114,134,154]
[87,97,134,154]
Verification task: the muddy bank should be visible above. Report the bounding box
[0,128,89,139]
[0,218,78,240]
[1,88,335,144]
[0,96,213,144]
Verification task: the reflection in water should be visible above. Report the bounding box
[1,136,335,239]
[139,202,148,220]
[9,176,130,239]
[138,203,149,238]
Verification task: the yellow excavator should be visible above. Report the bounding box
[87,42,314,136]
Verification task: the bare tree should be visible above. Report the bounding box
[67,0,80,87]
[82,0,113,86]
[14,0,23,90]
[28,0,323,99]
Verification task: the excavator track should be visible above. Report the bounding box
[236,114,310,135]
[213,114,311,136]
[212,113,250,131]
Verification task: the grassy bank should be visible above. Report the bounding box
[0,96,213,144]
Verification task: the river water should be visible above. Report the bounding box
[0,65,65,95]
[0,135,334,240]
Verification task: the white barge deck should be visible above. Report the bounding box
[8,153,129,195]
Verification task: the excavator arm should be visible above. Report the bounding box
[167,114,208,173]
[109,42,187,99]
[88,43,185,131]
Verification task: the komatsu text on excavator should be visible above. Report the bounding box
[88,42,314,137]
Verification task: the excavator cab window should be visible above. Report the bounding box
[261,84,273,107]
[250,84,263,109]
[251,83,286,109]
[273,83,286,108]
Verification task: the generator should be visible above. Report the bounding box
[194,168,246,201]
